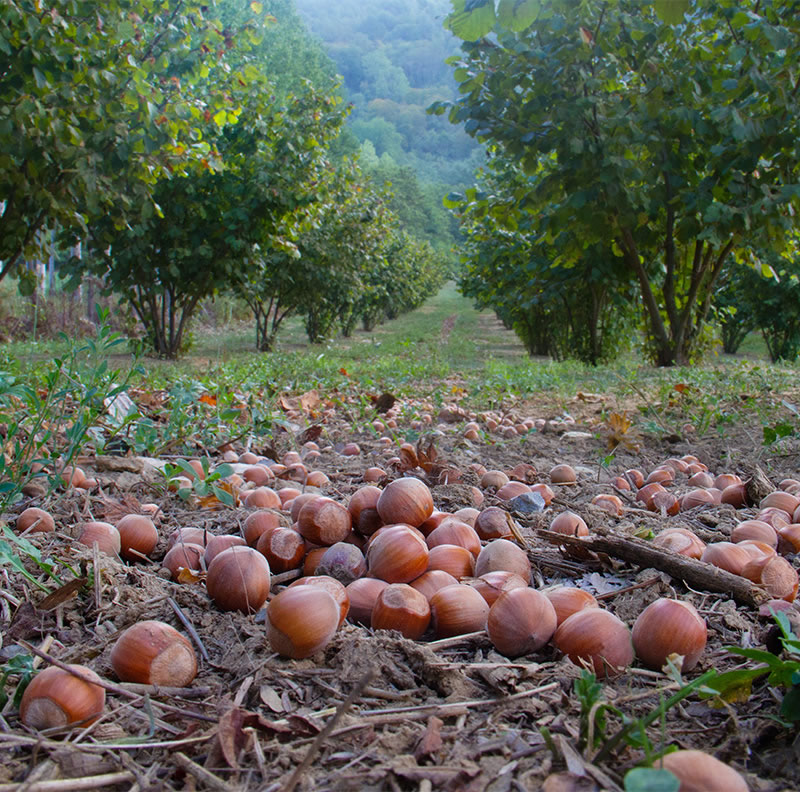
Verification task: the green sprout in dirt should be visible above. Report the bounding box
[0,652,35,711]
[762,399,799,448]
[0,524,71,589]
[701,610,800,726]
[163,459,235,507]
[0,306,139,512]
[0,309,139,586]
[571,666,720,791]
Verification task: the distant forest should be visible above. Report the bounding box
[295,0,483,185]
[292,0,483,254]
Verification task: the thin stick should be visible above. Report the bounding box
[281,670,375,792]
[167,596,209,662]
[427,631,488,651]
[0,588,21,607]
[118,683,213,699]
[270,569,303,585]
[92,542,101,614]
[0,772,135,791]
[174,753,232,792]
[358,681,560,717]
[427,662,534,670]
[537,528,767,607]
[595,575,662,601]
[0,733,212,751]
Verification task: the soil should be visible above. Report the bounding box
[2,390,799,792]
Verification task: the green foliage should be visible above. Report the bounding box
[295,0,484,190]
[233,155,450,350]
[0,0,239,285]
[0,652,35,712]
[716,250,800,363]
[0,307,138,511]
[0,524,63,590]
[65,47,346,357]
[441,0,800,366]
[456,167,636,364]
[763,421,795,446]
[164,459,235,506]
[221,0,337,97]
[357,233,450,332]
[714,267,758,355]
[445,0,542,40]
[363,154,460,254]
[570,666,720,789]
[573,666,717,763]
[702,611,800,726]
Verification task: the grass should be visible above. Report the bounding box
[3,281,799,445]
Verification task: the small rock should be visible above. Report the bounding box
[509,491,546,514]
[562,431,593,441]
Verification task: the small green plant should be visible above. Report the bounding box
[571,666,719,790]
[0,652,35,711]
[763,421,795,446]
[0,306,139,511]
[162,459,235,507]
[701,610,800,726]
[763,401,798,446]
[0,524,79,589]
[623,767,680,792]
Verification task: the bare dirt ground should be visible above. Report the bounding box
[2,388,800,792]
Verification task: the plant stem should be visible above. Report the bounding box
[593,669,717,764]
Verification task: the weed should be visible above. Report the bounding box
[160,459,235,508]
[0,652,35,711]
[701,610,800,726]
[0,524,74,589]
[0,307,139,512]
[571,666,719,789]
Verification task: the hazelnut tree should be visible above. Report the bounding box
[0,0,239,291]
[437,0,800,365]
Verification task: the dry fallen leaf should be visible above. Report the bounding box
[37,578,88,611]
[414,715,443,761]
[299,389,321,412]
[605,412,640,452]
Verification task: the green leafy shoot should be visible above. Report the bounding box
[593,669,718,763]
[763,422,795,446]
[624,767,679,792]
[166,459,235,506]
[701,610,800,724]
[0,524,64,589]
[0,653,36,711]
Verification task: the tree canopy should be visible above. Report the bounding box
[0,0,250,288]
[439,0,800,365]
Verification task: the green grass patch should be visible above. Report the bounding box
[3,283,799,457]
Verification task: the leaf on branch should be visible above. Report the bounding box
[653,0,690,25]
[497,0,541,32]
[445,3,496,41]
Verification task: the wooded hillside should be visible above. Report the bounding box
[294,0,483,187]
